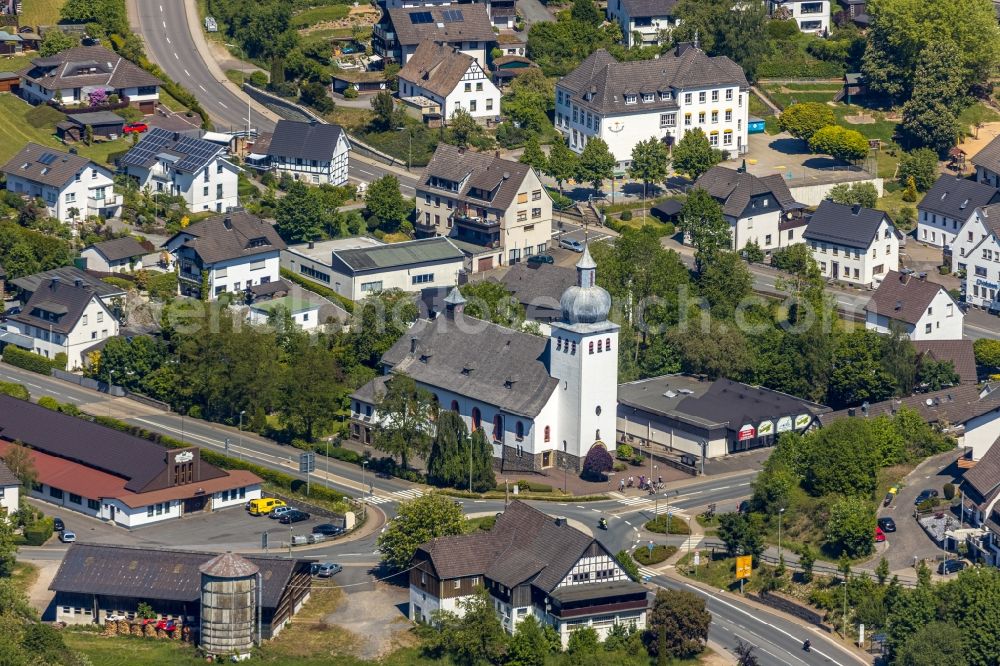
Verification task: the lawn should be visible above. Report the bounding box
[292,4,351,28]
[17,0,64,27]
[758,83,840,111]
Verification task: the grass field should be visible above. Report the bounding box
[759,82,840,111]
[0,93,132,165]
[17,0,64,27]
[292,4,351,28]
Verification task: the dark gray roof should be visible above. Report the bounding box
[121,127,225,174]
[917,174,1000,220]
[0,460,18,487]
[0,394,226,493]
[694,166,800,218]
[65,111,125,127]
[86,237,148,262]
[19,45,161,92]
[971,135,1000,173]
[1,143,103,188]
[388,4,496,47]
[617,0,678,17]
[820,383,1000,427]
[331,237,464,274]
[350,374,391,404]
[803,199,898,249]
[164,211,286,265]
[963,438,1000,508]
[50,543,306,609]
[420,144,536,212]
[8,278,104,335]
[380,310,558,418]
[266,120,346,163]
[499,263,576,321]
[865,270,954,325]
[558,46,748,116]
[11,267,125,301]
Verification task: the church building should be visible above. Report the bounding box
[349,247,619,472]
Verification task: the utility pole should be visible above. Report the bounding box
[469,437,473,493]
[778,507,785,561]
[238,410,246,462]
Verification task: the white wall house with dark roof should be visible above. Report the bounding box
[606,0,680,47]
[768,0,830,33]
[972,135,1000,189]
[0,461,20,517]
[122,128,240,213]
[555,44,749,166]
[80,237,148,273]
[865,270,963,341]
[953,204,1000,310]
[399,41,500,120]
[376,5,495,67]
[266,120,350,186]
[916,174,1000,249]
[804,200,901,288]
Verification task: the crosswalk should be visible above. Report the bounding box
[638,567,660,579]
[364,488,425,504]
[614,495,687,517]
[677,536,702,550]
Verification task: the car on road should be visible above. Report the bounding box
[527,253,554,265]
[279,510,310,524]
[875,526,886,542]
[270,506,295,520]
[53,517,65,532]
[60,530,76,543]
[311,562,343,577]
[312,523,344,537]
[877,517,896,533]
[559,238,585,252]
[914,489,939,505]
[938,559,967,575]
[123,122,149,134]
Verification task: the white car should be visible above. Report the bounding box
[60,531,76,543]
[269,506,294,520]
[559,238,585,252]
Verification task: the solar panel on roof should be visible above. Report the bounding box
[441,9,464,21]
[410,11,433,23]
[37,152,58,165]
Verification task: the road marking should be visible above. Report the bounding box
[173,52,179,60]
[165,37,170,44]
[590,508,601,513]
[575,505,585,509]
[162,21,166,28]
[219,101,228,108]
[199,84,207,91]
[159,4,163,10]
[394,489,423,500]
[734,635,796,666]
[184,69,190,77]
[624,520,632,526]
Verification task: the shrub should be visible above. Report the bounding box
[3,346,59,374]
[249,71,268,87]
[147,272,178,300]
[619,209,633,221]
[23,518,54,546]
[943,482,955,500]
[616,549,641,580]
[633,544,677,566]
[0,381,29,400]
[101,276,133,290]
[644,514,691,535]
[280,268,355,313]
[37,396,60,411]
[616,443,634,460]
[581,445,613,481]
[343,87,359,99]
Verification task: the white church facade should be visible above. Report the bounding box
[349,247,619,472]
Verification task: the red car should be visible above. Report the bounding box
[123,122,148,134]
[875,526,886,543]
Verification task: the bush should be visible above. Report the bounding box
[633,544,677,565]
[616,443,634,460]
[147,272,178,300]
[547,188,574,211]
[3,346,60,374]
[0,381,29,400]
[249,71,268,87]
[616,549,641,580]
[645,514,691,535]
[343,87,359,99]
[943,482,955,500]
[280,268,355,313]
[619,209,633,221]
[23,518,54,546]
[581,445,613,481]
[101,276,133,290]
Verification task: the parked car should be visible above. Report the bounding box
[248,498,286,516]
[311,562,343,577]
[938,559,967,575]
[559,238,585,252]
[527,253,554,265]
[875,526,886,543]
[914,489,939,506]
[270,506,295,520]
[123,122,149,134]
[279,510,310,524]
[60,530,76,543]
[877,517,896,532]
[312,523,344,537]
[883,486,898,507]
[737,500,750,514]
[53,517,65,532]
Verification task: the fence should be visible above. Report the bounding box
[50,369,125,397]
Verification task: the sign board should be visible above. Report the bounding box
[735,555,752,579]
[693,552,700,566]
[299,452,316,474]
[737,424,755,442]
[776,416,793,433]
[858,623,865,647]
[794,413,811,430]
[757,420,774,437]
[175,451,194,464]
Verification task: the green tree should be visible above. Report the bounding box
[717,512,765,559]
[679,187,730,272]
[901,95,959,156]
[470,428,495,492]
[0,513,17,577]
[742,240,764,264]
[777,103,835,141]
[39,29,77,56]
[369,90,402,131]
[276,180,329,242]
[279,341,344,441]
[800,418,883,496]
[918,358,960,390]
[974,338,1000,368]
[372,374,434,470]
[627,137,671,199]
[895,621,965,666]
[824,495,876,557]
[828,329,898,407]
[576,137,616,192]
[545,140,580,192]
[519,136,548,173]
[299,80,335,113]
[571,0,602,24]
[881,323,917,396]
[348,289,418,368]
[668,321,755,380]
[507,615,557,666]
[2,442,37,490]
[646,589,711,660]
[426,410,470,489]
[827,182,879,208]
[448,108,481,148]
[808,125,869,162]
[902,176,918,202]
[430,588,510,665]
[566,626,601,656]
[798,544,815,582]
[672,128,724,180]
[885,584,940,658]
[461,280,525,328]
[876,556,890,585]
[376,493,465,569]
[898,148,940,191]
[673,0,768,80]
[365,175,410,233]
[503,68,554,134]
[698,251,752,319]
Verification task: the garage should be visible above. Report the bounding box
[0,72,18,93]
[478,256,493,271]
[138,100,155,114]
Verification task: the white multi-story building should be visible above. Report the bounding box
[804,200,902,288]
[265,120,350,186]
[916,174,1000,249]
[951,203,1000,276]
[768,0,830,34]
[18,45,162,113]
[954,203,1000,311]
[399,41,501,121]
[121,128,241,214]
[555,44,749,167]
[0,143,121,223]
[162,210,286,299]
[607,0,679,47]
[3,276,119,370]
[864,270,963,341]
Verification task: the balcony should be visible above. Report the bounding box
[88,192,122,209]
[452,210,500,232]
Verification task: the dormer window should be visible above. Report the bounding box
[247,237,270,248]
[659,91,671,101]
[641,93,654,103]
[624,94,637,105]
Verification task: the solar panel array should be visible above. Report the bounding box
[120,127,221,173]
[441,9,464,22]
[410,11,433,23]
[37,153,58,165]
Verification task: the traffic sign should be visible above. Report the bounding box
[299,452,316,473]
[736,555,752,579]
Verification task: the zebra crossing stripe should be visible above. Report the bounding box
[617,496,652,506]
[365,496,393,504]
[638,567,659,579]
[393,489,424,500]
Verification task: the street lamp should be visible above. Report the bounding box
[225,43,252,138]
[238,410,246,462]
[361,460,368,519]
[395,126,412,171]
[778,507,786,561]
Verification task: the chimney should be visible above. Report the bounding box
[899,271,908,284]
[172,132,180,141]
[737,159,746,173]
[50,277,60,289]
[554,517,567,527]
[851,204,862,215]
[74,278,82,288]
[848,407,856,417]
[894,300,902,311]
[410,337,418,353]
[308,240,315,249]
[223,216,232,230]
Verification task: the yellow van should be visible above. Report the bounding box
[248,498,286,516]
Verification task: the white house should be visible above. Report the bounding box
[972,135,1000,189]
[247,296,320,330]
[375,5,496,67]
[121,128,241,214]
[266,120,350,186]
[18,45,162,114]
[606,0,679,47]
[3,276,119,370]
[162,210,286,299]
[951,203,1000,277]
[768,0,830,34]
[399,41,501,121]
[954,204,1000,311]
[555,44,749,166]
[350,246,618,473]
[1,143,121,223]
[0,460,19,517]
[804,200,902,288]
[80,237,148,273]
[916,174,1000,249]
[692,165,805,253]
[865,270,964,341]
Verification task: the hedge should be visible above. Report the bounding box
[2,346,62,374]
[147,272,178,301]
[633,544,677,566]
[24,518,54,546]
[495,481,552,493]
[644,514,691,535]
[0,381,29,400]
[280,268,355,313]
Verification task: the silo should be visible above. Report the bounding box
[199,552,259,660]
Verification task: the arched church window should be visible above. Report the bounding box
[544,426,550,442]
[451,400,460,412]
[589,341,594,354]
[598,339,603,353]
[472,407,482,431]
[493,414,504,441]
[515,421,524,441]
[606,337,612,350]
